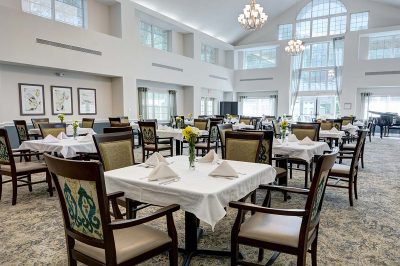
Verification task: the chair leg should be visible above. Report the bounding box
[304,164,308,188]
[46,171,53,197]
[169,246,178,266]
[311,236,318,266]
[27,174,33,192]
[354,174,358,200]
[361,153,364,169]
[297,252,306,266]
[258,248,264,262]
[231,242,239,266]
[289,162,293,179]
[12,175,17,205]
[142,148,145,163]
[349,177,354,206]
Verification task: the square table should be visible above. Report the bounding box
[232,124,255,130]
[28,127,96,136]
[319,130,346,147]
[156,128,208,155]
[19,138,96,158]
[105,156,276,264]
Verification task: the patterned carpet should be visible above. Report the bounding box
[0,137,399,265]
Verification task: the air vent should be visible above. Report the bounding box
[209,75,228,81]
[365,71,400,76]
[36,38,102,56]
[152,63,183,72]
[240,78,273,82]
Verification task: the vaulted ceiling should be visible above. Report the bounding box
[133,0,400,44]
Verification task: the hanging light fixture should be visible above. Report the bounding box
[238,0,268,31]
[285,39,305,56]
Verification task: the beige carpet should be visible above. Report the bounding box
[0,137,399,265]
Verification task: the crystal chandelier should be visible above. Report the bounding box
[238,0,268,31]
[285,39,305,56]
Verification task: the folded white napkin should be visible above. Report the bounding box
[288,134,299,142]
[145,152,169,167]
[198,150,219,164]
[209,161,239,179]
[240,122,246,125]
[329,127,340,133]
[148,162,179,181]
[57,132,69,140]
[273,138,282,146]
[77,134,93,143]
[299,136,314,146]
[354,121,364,126]
[42,135,60,143]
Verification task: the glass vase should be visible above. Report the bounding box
[73,129,77,140]
[281,129,286,142]
[188,140,196,170]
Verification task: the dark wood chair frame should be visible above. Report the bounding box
[13,120,41,161]
[31,118,49,129]
[0,128,52,205]
[271,120,281,138]
[38,123,67,138]
[225,131,263,163]
[44,154,179,266]
[195,121,220,156]
[217,123,233,159]
[229,152,338,266]
[81,118,95,129]
[138,121,173,162]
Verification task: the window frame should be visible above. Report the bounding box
[350,11,369,32]
[368,34,400,60]
[139,21,170,52]
[200,97,216,116]
[243,47,277,70]
[145,91,171,122]
[201,44,218,65]
[278,24,293,40]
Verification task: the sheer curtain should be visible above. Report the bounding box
[290,53,304,116]
[360,92,372,120]
[270,95,278,117]
[168,90,177,118]
[333,37,345,110]
[138,87,148,119]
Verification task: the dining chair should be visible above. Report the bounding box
[229,152,337,266]
[289,123,321,188]
[39,123,67,138]
[103,126,132,134]
[120,116,129,124]
[195,121,219,156]
[44,153,179,266]
[13,120,41,161]
[320,120,334,130]
[214,115,225,120]
[272,120,281,138]
[328,119,343,130]
[93,132,150,218]
[225,131,263,163]
[138,121,173,162]
[327,130,367,206]
[193,119,208,130]
[239,116,252,125]
[217,124,233,159]
[31,118,49,129]
[0,128,52,205]
[82,118,95,129]
[341,116,355,126]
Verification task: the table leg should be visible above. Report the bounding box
[176,139,181,156]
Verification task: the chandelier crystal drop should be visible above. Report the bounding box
[285,39,306,56]
[238,0,268,31]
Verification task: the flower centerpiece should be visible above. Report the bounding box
[58,114,65,123]
[187,113,193,121]
[138,115,143,121]
[176,116,183,129]
[226,114,232,123]
[182,126,201,170]
[72,120,79,139]
[280,118,289,142]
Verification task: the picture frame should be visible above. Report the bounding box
[51,86,73,115]
[18,83,46,116]
[78,88,97,115]
[344,103,352,110]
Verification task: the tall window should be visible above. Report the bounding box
[146,91,170,121]
[200,97,216,115]
[201,44,218,64]
[350,12,369,32]
[278,24,293,40]
[242,97,277,116]
[296,0,347,39]
[243,47,277,69]
[368,34,400,60]
[22,0,85,27]
[364,95,400,119]
[140,21,170,51]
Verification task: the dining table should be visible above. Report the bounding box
[319,130,346,147]
[272,140,330,163]
[104,155,276,266]
[19,137,97,158]
[232,124,255,130]
[156,127,208,155]
[28,127,96,137]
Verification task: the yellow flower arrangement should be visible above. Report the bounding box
[182,126,201,141]
[58,114,65,123]
[280,119,289,130]
[188,113,193,119]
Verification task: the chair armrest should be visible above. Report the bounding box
[109,204,180,230]
[272,155,289,161]
[258,184,309,195]
[107,191,125,200]
[107,191,125,219]
[339,150,354,154]
[229,201,308,217]
[156,137,174,140]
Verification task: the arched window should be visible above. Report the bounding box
[296,0,347,39]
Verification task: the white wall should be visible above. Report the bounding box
[0,64,113,124]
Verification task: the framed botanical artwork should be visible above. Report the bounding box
[51,86,73,115]
[78,88,97,115]
[18,83,45,116]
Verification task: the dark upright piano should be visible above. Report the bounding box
[369,111,400,138]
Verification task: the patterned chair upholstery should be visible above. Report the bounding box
[272,120,281,138]
[44,154,179,266]
[225,131,263,163]
[138,121,173,162]
[229,152,337,266]
[195,121,219,155]
[31,118,49,129]
[341,116,355,126]
[0,129,52,205]
[320,120,334,130]
[120,116,130,124]
[217,124,233,159]
[329,119,343,130]
[193,119,208,130]
[291,123,320,141]
[239,117,252,125]
[39,123,66,138]
[13,120,30,144]
[82,118,95,129]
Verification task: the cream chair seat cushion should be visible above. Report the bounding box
[145,144,171,150]
[330,164,351,175]
[195,142,216,149]
[342,143,356,149]
[239,212,312,248]
[0,162,47,174]
[74,224,171,264]
[273,166,286,176]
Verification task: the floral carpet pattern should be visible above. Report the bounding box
[0,137,399,265]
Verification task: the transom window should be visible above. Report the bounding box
[201,97,216,115]
[296,0,347,39]
[278,24,293,40]
[368,34,400,60]
[350,12,369,32]
[22,0,85,28]
[243,47,277,69]
[201,44,218,64]
[140,21,170,51]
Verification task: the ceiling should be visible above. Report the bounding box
[133,0,400,45]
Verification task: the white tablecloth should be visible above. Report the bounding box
[104,156,276,229]
[157,128,208,141]
[19,138,96,158]
[130,123,140,130]
[319,130,346,139]
[232,124,255,130]
[28,127,96,136]
[342,124,359,135]
[272,141,330,162]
